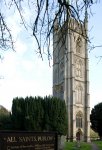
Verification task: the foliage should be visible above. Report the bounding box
[0,114,12,130]
[11,97,25,130]
[90,102,102,139]
[44,96,67,135]
[24,96,44,131]
[90,128,99,140]
[0,105,9,115]
[11,96,67,135]
[0,105,12,130]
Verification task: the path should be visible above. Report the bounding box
[90,143,99,150]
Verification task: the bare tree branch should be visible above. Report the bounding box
[0,12,14,51]
[95,55,102,64]
[0,0,100,60]
[89,45,102,52]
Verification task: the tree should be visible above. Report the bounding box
[90,102,102,139]
[24,96,44,131]
[0,105,12,130]
[0,105,9,115]
[11,96,67,135]
[90,128,99,140]
[44,96,67,135]
[0,0,97,60]
[11,97,25,130]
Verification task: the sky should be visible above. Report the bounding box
[88,1,102,110]
[0,1,102,111]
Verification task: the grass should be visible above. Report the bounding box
[64,142,91,150]
[93,141,102,149]
[64,142,76,150]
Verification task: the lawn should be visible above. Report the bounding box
[93,141,102,149]
[64,142,91,150]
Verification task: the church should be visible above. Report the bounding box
[53,17,90,142]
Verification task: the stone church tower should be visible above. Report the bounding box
[53,18,90,142]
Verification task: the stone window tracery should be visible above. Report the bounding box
[76,112,83,128]
[75,59,83,77]
[75,85,83,104]
[76,36,82,54]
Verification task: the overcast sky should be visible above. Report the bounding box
[0,1,102,111]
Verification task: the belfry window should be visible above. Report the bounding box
[75,85,83,104]
[76,112,83,128]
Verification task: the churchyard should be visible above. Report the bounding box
[64,141,102,150]
[0,97,102,150]
[64,142,91,150]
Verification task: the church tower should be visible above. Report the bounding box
[53,17,90,142]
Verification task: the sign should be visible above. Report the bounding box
[0,131,58,150]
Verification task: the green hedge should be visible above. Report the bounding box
[11,96,68,135]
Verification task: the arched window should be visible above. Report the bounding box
[75,85,83,104]
[76,37,82,54]
[75,59,83,77]
[76,112,83,128]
